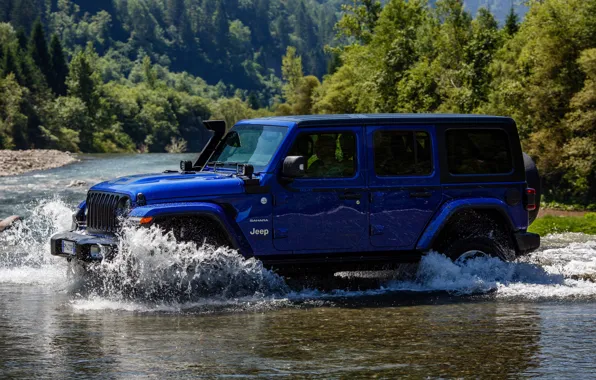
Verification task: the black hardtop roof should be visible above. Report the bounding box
[249,113,514,127]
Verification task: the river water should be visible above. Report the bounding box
[1,154,596,378]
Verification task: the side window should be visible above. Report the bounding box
[287,132,356,178]
[374,130,433,176]
[446,129,512,175]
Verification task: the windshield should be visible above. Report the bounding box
[207,125,288,171]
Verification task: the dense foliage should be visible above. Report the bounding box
[280,0,595,205]
[0,0,338,153]
[0,0,594,205]
[1,0,338,92]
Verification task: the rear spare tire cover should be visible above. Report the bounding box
[523,152,541,224]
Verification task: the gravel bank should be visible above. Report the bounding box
[0,150,77,177]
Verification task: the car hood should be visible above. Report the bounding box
[90,172,245,202]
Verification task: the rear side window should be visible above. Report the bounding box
[446,129,513,175]
[374,130,433,176]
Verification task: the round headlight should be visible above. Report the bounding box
[116,197,132,217]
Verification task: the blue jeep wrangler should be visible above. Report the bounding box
[51,114,540,273]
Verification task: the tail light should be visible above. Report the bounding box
[525,188,536,211]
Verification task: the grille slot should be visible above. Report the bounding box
[86,191,128,232]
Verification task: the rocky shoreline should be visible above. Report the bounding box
[0,150,77,177]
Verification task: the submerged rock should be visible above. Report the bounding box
[67,179,87,188]
[0,215,20,232]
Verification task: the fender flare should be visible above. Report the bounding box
[416,198,516,251]
[128,202,248,253]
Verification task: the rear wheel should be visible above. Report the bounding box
[444,236,506,263]
[433,210,515,262]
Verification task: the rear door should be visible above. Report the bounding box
[367,125,442,248]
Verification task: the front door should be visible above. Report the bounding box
[367,125,442,248]
[272,127,369,252]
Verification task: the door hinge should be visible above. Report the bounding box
[370,224,384,236]
[274,228,288,239]
[274,194,289,206]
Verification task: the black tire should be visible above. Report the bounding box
[159,216,230,248]
[523,152,541,225]
[434,211,515,262]
[444,236,507,262]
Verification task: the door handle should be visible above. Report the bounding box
[409,191,432,198]
[339,192,362,200]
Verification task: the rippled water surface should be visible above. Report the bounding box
[2,154,596,378]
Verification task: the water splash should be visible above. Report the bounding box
[3,199,596,310]
[0,199,71,285]
[73,224,289,304]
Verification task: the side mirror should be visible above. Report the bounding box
[282,156,306,179]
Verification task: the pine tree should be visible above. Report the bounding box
[274,14,291,52]
[247,91,260,109]
[294,1,316,49]
[67,48,101,151]
[167,0,185,26]
[142,56,157,88]
[2,46,21,81]
[29,19,51,84]
[212,0,229,50]
[0,0,13,22]
[294,1,318,74]
[18,54,45,91]
[15,28,27,51]
[10,0,40,33]
[49,34,68,96]
[253,0,271,46]
[504,6,519,36]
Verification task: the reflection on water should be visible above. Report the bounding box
[1,154,596,377]
[0,285,547,378]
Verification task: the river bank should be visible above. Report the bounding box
[0,150,77,177]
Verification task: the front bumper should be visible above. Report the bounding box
[50,231,117,261]
[515,231,540,255]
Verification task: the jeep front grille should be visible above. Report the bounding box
[86,191,128,232]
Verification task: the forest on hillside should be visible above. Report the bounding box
[0,0,595,205]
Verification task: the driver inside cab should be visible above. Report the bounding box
[307,135,343,178]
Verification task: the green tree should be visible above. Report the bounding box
[485,0,596,202]
[28,19,51,84]
[41,96,85,152]
[292,75,320,115]
[9,0,40,33]
[336,0,382,44]
[0,73,28,149]
[15,27,27,51]
[561,48,596,202]
[167,0,185,26]
[281,46,304,104]
[247,91,260,110]
[212,0,229,50]
[504,6,519,36]
[2,45,21,81]
[142,55,158,89]
[49,34,68,96]
[67,46,102,151]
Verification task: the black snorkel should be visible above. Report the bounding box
[179,120,227,173]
